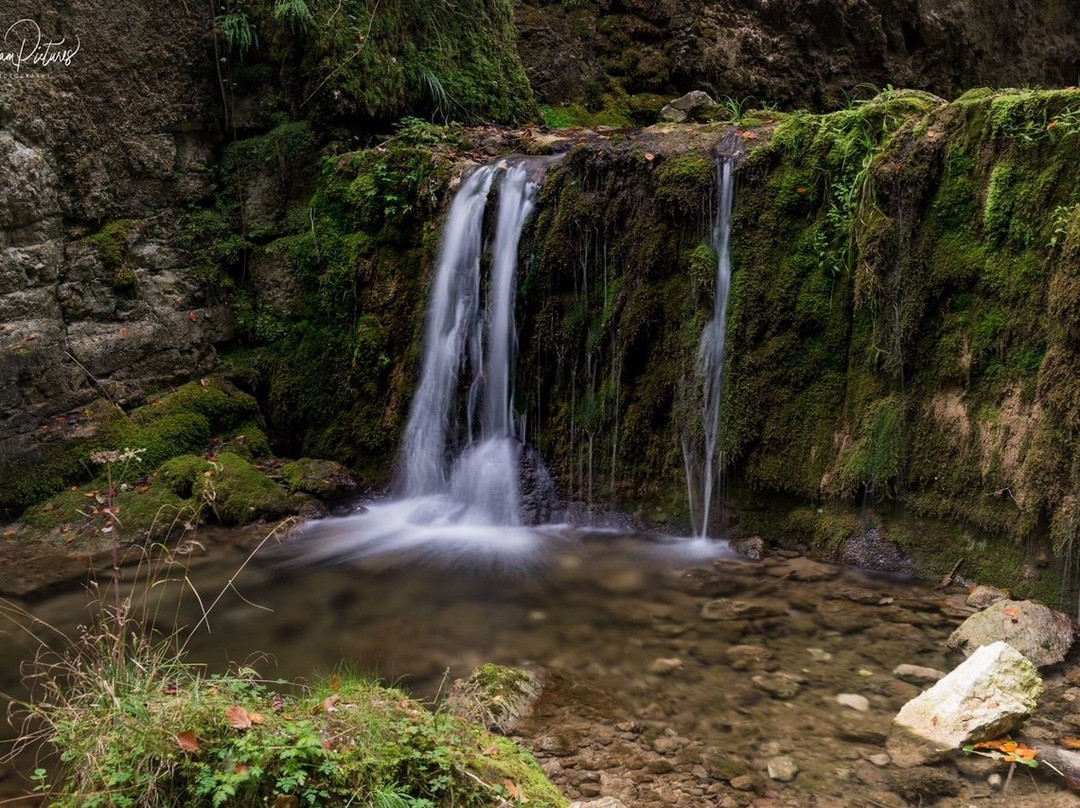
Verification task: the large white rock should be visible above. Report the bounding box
[888,641,1042,768]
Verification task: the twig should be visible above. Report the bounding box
[937,557,964,588]
[63,350,116,407]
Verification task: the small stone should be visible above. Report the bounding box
[836,693,871,712]
[966,585,1010,609]
[726,644,773,670]
[892,664,945,686]
[752,672,804,699]
[767,755,799,782]
[807,647,833,662]
[649,657,683,675]
[868,753,891,767]
[652,736,689,754]
[988,773,1003,790]
[701,598,784,621]
[646,759,675,774]
[729,774,756,791]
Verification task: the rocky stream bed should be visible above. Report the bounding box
[2,525,1079,806]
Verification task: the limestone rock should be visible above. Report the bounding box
[892,664,945,686]
[752,671,804,699]
[836,693,870,712]
[659,105,688,123]
[729,535,765,560]
[947,599,1076,667]
[659,91,717,123]
[766,755,798,781]
[569,799,628,808]
[966,585,1010,609]
[888,641,1042,767]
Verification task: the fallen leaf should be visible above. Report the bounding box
[137,484,151,494]
[226,705,252,729]
[249,712,265,725]
[644,152,655,161]
[504,780,520,800]
[119,327,131,339]
[189,311,199,323]
[1060,736,1080,750]
[482,743,498,756]
[330,674,341,692]
[162,683,180,695]
[176,731,200,752]
[272,694,284,712]
[235,764,249,776]
[324,694,340,712]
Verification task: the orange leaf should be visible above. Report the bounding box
[235,764,249,776]
[644,152,655,161]
[249,712,265,725]
[1060,736,1080,750]
[226,705,252,729]
[482,743,498,756]
[504,780,520,800]
[189,311,199,323]
[1004,607,1020,618]
[176,731,200,752]
[330,674,341,692]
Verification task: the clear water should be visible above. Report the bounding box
[3,530,1074,806]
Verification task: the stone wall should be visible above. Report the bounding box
[0,0,231,507]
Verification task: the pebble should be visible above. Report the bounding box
[892,663,945,685]
[836,693,870,712]
[729,774,756,791]
[988,773,1003,790]
[806,647,833,662]
[648,657,683,675]
[867,753,891,767]
[767,755,799,781]
[752,671,804,699]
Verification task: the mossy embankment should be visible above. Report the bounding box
[220,0,537,127]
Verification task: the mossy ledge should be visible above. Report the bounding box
[19,640,566,808]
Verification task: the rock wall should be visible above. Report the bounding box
[0,0,230,512]
[516,0,1080,112]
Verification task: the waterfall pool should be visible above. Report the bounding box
[2,522,1077,807]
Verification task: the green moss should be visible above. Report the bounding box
[199,452,297,526]
[33,653,567,808]
[86,219,140,290]
[245,0,538,126]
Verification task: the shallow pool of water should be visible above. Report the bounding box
[2,518,1077,806]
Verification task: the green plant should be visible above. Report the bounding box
[273,0,314,32]
[216,9,258,56]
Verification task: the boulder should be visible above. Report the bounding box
[947,599,1076,668]
[445,664,543,733]
[888,641,1042,767]
[659,90,717,122]
[966,585,1010,609]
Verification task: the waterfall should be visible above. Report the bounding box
[396,157,551,525]
[697,154,737,537]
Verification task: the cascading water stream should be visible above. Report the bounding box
[697,154,737,537]
[299,157,566,564]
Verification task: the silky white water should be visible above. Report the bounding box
[698,155,737,537]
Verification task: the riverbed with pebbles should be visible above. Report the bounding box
[3,528,1079,806]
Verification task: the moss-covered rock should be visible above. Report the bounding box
[280,458,360,501]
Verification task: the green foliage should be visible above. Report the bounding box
[244,0,538,125]
[216,10,258,57]
[12,609,567,808]
[86,220,140,291]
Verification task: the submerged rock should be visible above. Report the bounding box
[947,599,1076,668]
[892,664,945,686]
[520,443,559,525]
[888,641,1042,767]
